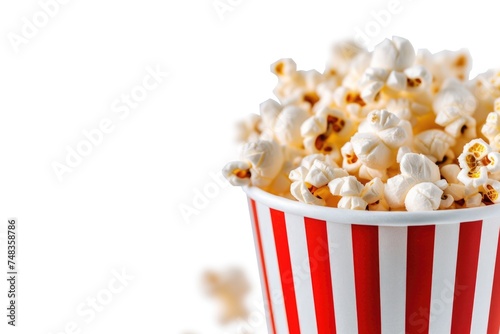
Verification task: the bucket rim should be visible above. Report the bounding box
[243,186,500,226]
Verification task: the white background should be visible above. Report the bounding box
[0,0,499,333]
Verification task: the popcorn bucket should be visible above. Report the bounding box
[244,186,500,334]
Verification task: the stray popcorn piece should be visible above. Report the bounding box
[203,268,250,324]
[328,176,368,210]
[350,109,412,170]
[223,139,284,189]
[457,138,500,187]
[433,79,477,138]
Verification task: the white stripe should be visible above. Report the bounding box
[285,213,318,334]
[256,202,289,334]
[429,223,460,334]
[379,226,407,334]
[328,221,358,333]
[248,199,274,334]
[470,218,500,333]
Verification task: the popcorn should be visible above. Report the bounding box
[328,176,367,210]
[225,36,500,212]
[273,105,310,147]
[223,139,284,189]
[384,153,443,211]
[361,177,389,211]
[350,109,412,170]
[272,60,324,111]
[417,48,472,93]
[433,79,477,138]
[290,158,348,206]
[481,97,500,149]
[360,37,431,103]
[386,98,430,126]
[405,182,444,212]
[413,129,456,164]
[457,138,500,187]
[301,107,354,157]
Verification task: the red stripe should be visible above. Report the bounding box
[487,229,500,334]
[351,224,381,334]
[304,217,336,334]
[270,209,301,334]
[250,200,277,334]
[450,220,483,334]
[405,225,435,334]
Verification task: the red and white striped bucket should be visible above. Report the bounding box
[244,186,500,334]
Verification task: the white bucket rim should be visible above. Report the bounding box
[243,186,500,226]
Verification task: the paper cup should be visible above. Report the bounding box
[244,186,500,334]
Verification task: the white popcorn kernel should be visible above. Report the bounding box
[359,165,388,182]
[235,113,261,143]
[305,160,348,188]
[400,153,441,182]
[465,185,483,207]
[351,132,394,170]
[386,70,407,91]
[385,153,441,209]
[223,161,252,186]
[302,107,354,155]
[359,67,388,103]
[385,174,417,209]
[290,181,325,206]
[350,110,412,170]
[341,141,362,173]
[417,48,472,93]
[444,183,466,201]
[329,176,367,210]
[342,51,372,89]
[289,166,308,182]
[271,58,297,78]
[337,196,368,210]
[414,130,456,163]
[239,139,284,188]
[325,39,366,78]
[397,146,412,163]
[274,105,309,147]
[259,99,281,125]
[404,182,443,211]
[328,175,364,197]
[301,153,338,169]
[441,164,461,184]
[361,177,385,204]
[440,194,455,210]
[433,79,477,138]
[404,66,432,91]
[371,36,415,72]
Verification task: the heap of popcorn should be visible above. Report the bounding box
[223,36,500,212]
